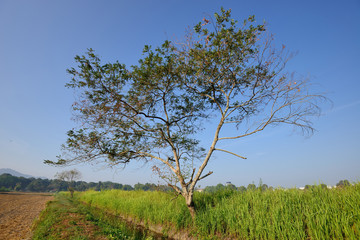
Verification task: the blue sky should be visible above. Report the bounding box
[0,0,359,188]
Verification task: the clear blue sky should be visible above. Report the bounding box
[1,0,359,188]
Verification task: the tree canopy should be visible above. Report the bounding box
[45,8,324,217]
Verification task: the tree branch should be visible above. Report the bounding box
[214,148,247,159]
[168,183,182,195]
[199,171,213,181]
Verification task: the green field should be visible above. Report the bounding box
[33,183,360,239]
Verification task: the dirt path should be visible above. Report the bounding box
[0,192,53,240]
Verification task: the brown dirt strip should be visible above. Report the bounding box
[0,192,53,240]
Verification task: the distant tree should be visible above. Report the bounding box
[26,178,50,192]
[259,184,269,191]
[257,179,268,191]
[157,184,172,192]
[215,183,226,192]
[204,185,216,193]
[238,186,247,192]
[88,182,97,190]
[94,181,102,191]
[45,8,325,218]
[320,183,327,189]
[336,180,350,188]
[134,183,145,191]
[55,179,69,191]
[114,183,123,190]
[134,182,158,191]
[75,181,88,191]
[247,183,256,191]
[226,183,237,191]
[122,184,134,191]
[55,169,82,197]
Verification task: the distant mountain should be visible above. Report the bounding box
[0,168,35,178]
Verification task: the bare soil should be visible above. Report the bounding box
[0,192,53,240]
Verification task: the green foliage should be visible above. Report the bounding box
[0,186,11,192]
[237,186,247,192]
[77,183,360,239]
[247,183,257,190]
[336,179,350,188]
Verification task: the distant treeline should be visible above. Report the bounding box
[202,180,352,193]
[203,182,270,193]
[0,173,171,192]
[0,173,351,193]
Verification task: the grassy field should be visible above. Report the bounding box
[75,183,360,239]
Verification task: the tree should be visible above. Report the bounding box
[226,183,237,191]
[122,184,134,191]
[45,8,324,218]
[259,184,269,191]
[247,183,257,191]
[134,183,145,191]
[320,183,328,189]
[26,179,45,192]
[238,186,247,192]
[257,178,269,191]
[215,183,226,192]
[55,169,82,197]
[204,185,216,193]
[336,180,350,188]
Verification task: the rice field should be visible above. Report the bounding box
[75,183,360,239]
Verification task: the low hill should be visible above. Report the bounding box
[0,168,34,178]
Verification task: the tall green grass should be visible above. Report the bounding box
[77,190,193,230]
[76,183,360,239]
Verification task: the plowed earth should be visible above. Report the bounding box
[0,192,53,240]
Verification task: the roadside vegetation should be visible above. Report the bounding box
[75,183,360,239]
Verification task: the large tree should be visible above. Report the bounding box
[45,8,324,218]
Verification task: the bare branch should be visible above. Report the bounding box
[214,148,247,159]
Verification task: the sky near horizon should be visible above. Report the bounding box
[0,0,359,188]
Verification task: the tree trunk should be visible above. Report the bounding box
[185,193,196,219]
[69,187,74,198]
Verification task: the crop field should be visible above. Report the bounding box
[0,192,53,240]
[29,183,360,239]
[75,184,360,239]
